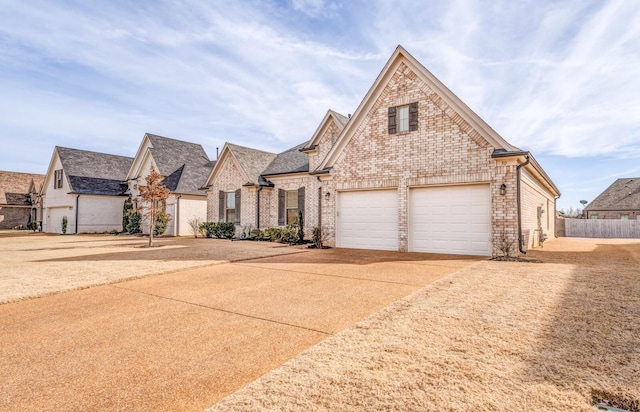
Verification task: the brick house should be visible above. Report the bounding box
[204,46,560,257]
[202,111,348,235]
[126,134,214,236]
[584,178,640,220]
[0,171,44,229]
[41,147,133,233]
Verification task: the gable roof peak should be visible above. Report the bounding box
[303,109,350,151]
[319,44,520,170]
[218,142,277,184]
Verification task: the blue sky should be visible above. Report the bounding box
[1,0,639,211]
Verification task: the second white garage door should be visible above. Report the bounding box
[337,190,398,251]
[410,185,491,256]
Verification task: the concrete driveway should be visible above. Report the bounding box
[0,246,479,411]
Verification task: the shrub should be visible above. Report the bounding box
[61,216,68,234]
[296,210,304,243]
[281,226,298,244]
[27,220,40,232]
[263,227,283,242]
[214,222,236,239]
[312,225,323,249]
[199,221,216,238]
[154,211,170,236]
[199,222,236,239]
[249,228,264,240]
[122,196,133,232]
[126,212,142,234]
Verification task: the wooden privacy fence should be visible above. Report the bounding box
[556,218,640,238]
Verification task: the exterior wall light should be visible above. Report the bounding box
[325,192,331,201]
[499,183,507,196]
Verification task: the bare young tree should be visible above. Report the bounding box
[138,167,171,247]
[187,216,203,238]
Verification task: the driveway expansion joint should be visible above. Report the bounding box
[232,263,425,286]
[110,285,332,336]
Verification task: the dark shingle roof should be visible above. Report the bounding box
[57,147,133,196]
[261,142,309,176]
[0,171,44,205]
[226,143,277,183]
[584,178,640,211]
[146,134,213,195]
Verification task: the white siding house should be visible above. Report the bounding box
[126,133,214,236]
[41,147,132,234]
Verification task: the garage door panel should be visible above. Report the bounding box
[410,185,491,256]
[338,190,398,251]
[46,207,68,234]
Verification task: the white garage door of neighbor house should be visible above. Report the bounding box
[47,207,69,234]
[410,185,491,256]
[338,190,398,251]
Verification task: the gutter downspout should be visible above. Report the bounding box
[175,195,181,236]
[256,187,262,228]
[516,155,531,254]
[75,194,80,234]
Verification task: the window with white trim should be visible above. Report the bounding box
[285,190,298,225]
[398,105,409,132]
[225,192,236,223]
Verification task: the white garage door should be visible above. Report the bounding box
[338,190,398,251]
[410,185,491,256]
[46,207,69,234]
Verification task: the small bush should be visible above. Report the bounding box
[312,225,323,249]
[263,227,284,242]
[199,222,236,239]
[249,228,264,240]
[296,210,304,243]
[127,212,142,234]
[122,196,133,232]
[61,216,68,234]
[153,211,170,236]
[27,220,40,232]
[199,221,216,238]
[214,222,236,239]
[281,226,298,244]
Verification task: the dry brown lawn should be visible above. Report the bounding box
[209,238,640,412]
[0,232,302,304]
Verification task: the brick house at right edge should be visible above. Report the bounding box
[310,45,560,256]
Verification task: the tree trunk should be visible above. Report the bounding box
[149,207,154,247]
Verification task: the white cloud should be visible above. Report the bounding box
[0,0,639,182]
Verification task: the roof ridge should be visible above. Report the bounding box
[56,146,133,160]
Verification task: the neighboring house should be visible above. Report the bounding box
[0,171,44,229]
[202,110,349,234]
[41,147,133,234]
[202,143,276,230]
[126,133,214,236]
[584,178,640,220]
[205,45,560,257]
